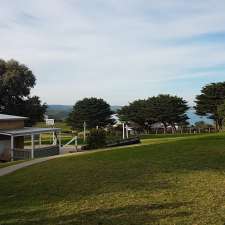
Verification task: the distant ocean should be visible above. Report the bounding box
[187,108,213,125]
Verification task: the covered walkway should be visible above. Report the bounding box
[0,127,61,161]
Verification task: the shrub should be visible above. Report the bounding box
[87,129,106,149]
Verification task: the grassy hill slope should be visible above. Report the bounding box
[1,134,225,224]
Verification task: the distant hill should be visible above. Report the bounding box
[111,105,122,112]
[48,105,73,111]
[47,105,213,124]
[47,105,73,120]
[46,105,122,121]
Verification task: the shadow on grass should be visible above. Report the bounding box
[1,134,225,206]
[1,134,225,225]
[0,201,192,225]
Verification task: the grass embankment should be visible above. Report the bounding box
[1,133,225,224]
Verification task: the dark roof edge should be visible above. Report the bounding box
[0,114,28,121]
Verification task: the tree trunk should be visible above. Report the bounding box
[215,119,223,132]
[171,125,176,134]
[163,123,167,134]
[218,119,223,132]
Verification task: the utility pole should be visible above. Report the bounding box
[122,123,125,139]
[126,124,129,139]
[75,136,78,151]
[83,121,86,142]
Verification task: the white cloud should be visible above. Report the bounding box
[0,0,225,105]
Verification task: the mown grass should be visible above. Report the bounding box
[1,133,225,224]
[140,132,211,139]
[35,122,71,132]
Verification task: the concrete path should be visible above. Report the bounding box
[0,151,89,177]
[0,155,60,177]
[0,142,146,177]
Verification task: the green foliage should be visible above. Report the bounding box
[148,94,189,127]
[68,97,114,130]
[0,59,46,125]
[87,128,106,149]
[217,102,225,128]
[195,82,225,130]
[118,94,189,130]
[23,96,47,126]
[118,99,152,126]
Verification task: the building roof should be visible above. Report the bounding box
[0,114,28,121]
[0,127,61,136]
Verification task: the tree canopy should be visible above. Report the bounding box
[217,101,225,128]
[195,82,225,130]
[118,99,154,126]
[0,59,46,125]
[148,94,189,128]
[118,94,189,131]
[68,97,114,130]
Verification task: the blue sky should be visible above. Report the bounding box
[1,0,225,106]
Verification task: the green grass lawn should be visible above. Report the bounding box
[35,122,72,132]
[140,132,211,139]
[1,133,225,224]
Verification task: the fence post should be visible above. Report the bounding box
[31,134,34,159]
[11,136,14,161]
[75,136,78,151]
[83,121,86,142]
[39,134,42,147]
[122,123,125,139]
[126,125,129,139]
[59,131,62,153]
